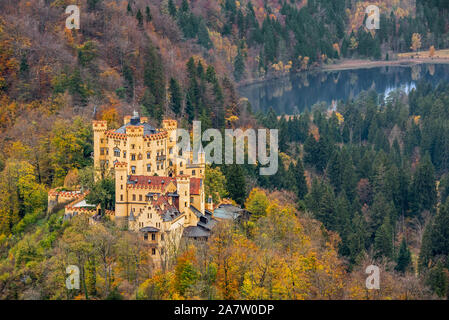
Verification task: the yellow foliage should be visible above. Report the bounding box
[335,112,344,124]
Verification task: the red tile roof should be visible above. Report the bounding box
[128,176,176,190]
[127,175,202,194]
[190,178,202,195]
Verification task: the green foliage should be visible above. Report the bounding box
[395,238,412,273]
[49,117,93,185]
[224,164,247,206]
[168,77,182,115]
[205,165,227,204]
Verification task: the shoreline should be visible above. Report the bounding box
[238,57,449,89]
[323,57,449,71]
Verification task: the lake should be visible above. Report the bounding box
[238,64,449,115]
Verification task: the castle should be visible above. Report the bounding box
[89,112,208,263]
[51,112,245,266]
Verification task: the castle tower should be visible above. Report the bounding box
[114,162,128,227]
[162,119,179,176]
[92,120,108,180]
[197,144,206,179]
[176,175,194,224]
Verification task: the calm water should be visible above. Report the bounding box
[238,64,449,115]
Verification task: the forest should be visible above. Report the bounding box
[1,0,449,300]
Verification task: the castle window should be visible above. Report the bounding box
[180,171,183,175]
[190,197,194,203]
[192,170,196,175]
[151,234,156,241]
[144,233,148,241]
[120,195,123,201]
[131,154,136,161]
[161,234,164,241]
[133,194,136,201]
[123,151,126,158]
[139,195,142,201]
[100,148,104,156]
[161,163,164,169]
[131,144,135,149]
[157,165,159,170]
[114,148,120,157]
[185,202,187,207]
[147,152,151,159]
[169,147,173,154]
[147,164,151,172]
[131,166,136,174]
[152,248,156,255]
[100,139,104,144]
[121,185,123,190]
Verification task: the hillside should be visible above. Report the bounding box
[1,0,449,300]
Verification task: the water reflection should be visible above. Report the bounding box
[239,64,449,115]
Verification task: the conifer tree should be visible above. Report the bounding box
[395,238,412,273]
[374,215,394,259]
[294,159,308,200]
[410,154,437,215]
[145,6,152,22]
[136,9,143,28]
[168,0,177,17]
[169,78,182,115]
[225,164,247,206]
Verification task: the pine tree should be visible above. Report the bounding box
[374,215,394,259]
[185,90,195,123]
[168,0,177,17]
[294,159,308,200]
[122,63,134,101]
[347,211,367,266]
[225,164,247,206]
[395,238,412,273]
[198,21,212,49]
[410,154,437,215]
[234,49,245,82]
[127,1,132,15]
[136,9,143,28]
[169,78,182,115]
[426,261,449,298]
[145,6,152,22]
